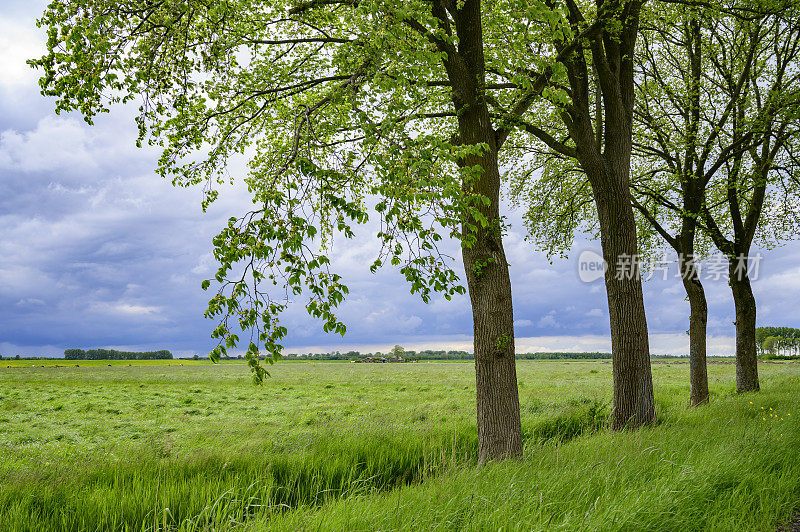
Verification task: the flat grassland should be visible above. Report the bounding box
[0,359,798,531]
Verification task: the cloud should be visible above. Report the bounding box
[536,311,559,329]
[0,14,44,89]
[0,0,798,358]
[0,1,74,134]
[191,253,215,275]
[0,117,99,173]
[90,302,164,318]
[15,298,45,307]
[362,305,424,334]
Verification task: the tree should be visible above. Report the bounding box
[515,0,800,400]
[633,1,800,392]
[624,2,729,406]
[64,348,173,360]
[390,345,405,358]
[504,0,657,427]
[693,4,800,391]
[761,336,778,356]
[758,327,800,357]
[35,0,589,461]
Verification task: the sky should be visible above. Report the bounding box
[1,1,799,358]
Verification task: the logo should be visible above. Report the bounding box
[578,249,606,283]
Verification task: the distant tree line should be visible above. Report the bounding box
[283,350,472,361]
[756,327,800,359]
[405,350,473,360]
[518,352,614,360]
[283,350,616,361]
[64,349,173,360]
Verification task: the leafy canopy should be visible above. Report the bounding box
[32,0,591,379]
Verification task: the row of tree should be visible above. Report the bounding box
[286,349,473,360]
[35,0,800,460]
[756,327,800,357]
[284,350,614,360]
[64,349,174,360]
[518,2,800,404]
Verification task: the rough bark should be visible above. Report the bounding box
[444,0,523,462]
[681,18,710,406]
[677,193,710,406]
[681,258,710,405]
[559,0,655,430]
[564,55,656,427]
[594,182,656,429]
[729,261,760,392]
[509,0,656,429]
[461,151,523,462]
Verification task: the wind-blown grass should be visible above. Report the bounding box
[0,427,477,531]
[266,377,800,531]
[0,360,798,530]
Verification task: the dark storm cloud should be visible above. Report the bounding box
[1,0,798,358]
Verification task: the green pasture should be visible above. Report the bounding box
[0,360,798,530]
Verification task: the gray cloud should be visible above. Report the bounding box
[1,0,798,358]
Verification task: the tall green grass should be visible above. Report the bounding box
[264,376,800,531]
[0,427,478,532]
[1,361,798,530]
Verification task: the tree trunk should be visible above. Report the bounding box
[729,260,759,392]
[461,147,523,463]
[463,234,523,462]
[680,258,709,406]
[438,0,522,463]
[594,184,656,429]
[675,191,710,406]
[453,92,522,462]
[524,0,653,431]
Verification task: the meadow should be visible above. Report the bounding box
[0,359,798,531]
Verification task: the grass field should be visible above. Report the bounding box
[0,359,798,531]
